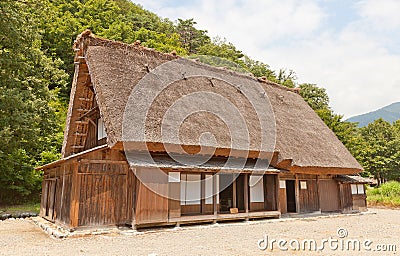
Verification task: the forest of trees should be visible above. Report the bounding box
[1,0,399,204]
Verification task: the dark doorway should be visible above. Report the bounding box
[286,180,296,212]
[236,174,245,212]
[219,174,233,213]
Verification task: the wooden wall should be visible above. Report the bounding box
[41,163,74,226]
[319,179,340,212]
[264,175,278,211]
[41,147,132,229]
[352,194,367,211]
[134,168,169,225]
[339,184,353,213]
[77,163,129,226]
[279,174,337,214]
[298,179,319,213]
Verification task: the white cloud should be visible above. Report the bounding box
[132,0,400,118]
[263,28,400,117]
[138,0,326,48]
[357,0,400,30]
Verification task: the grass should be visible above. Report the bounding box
[0,202,40,215]
[367,181,400,208]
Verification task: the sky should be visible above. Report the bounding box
[133,0,400,118]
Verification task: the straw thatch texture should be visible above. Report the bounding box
[62,31,362,173]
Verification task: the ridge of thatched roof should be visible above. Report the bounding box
[62,30,363,174]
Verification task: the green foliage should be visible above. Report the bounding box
[176,18,210,54]
[0,0,67,203]
[367,182,400,207]
[299,84,330,110]
[356,119,400,183]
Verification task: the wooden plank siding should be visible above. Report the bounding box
[77,163,128,226]
[339,183,353,213]
[318,179,341,212]
[40,147,131,229]
[134,174,169,225]
[298,179,319,213]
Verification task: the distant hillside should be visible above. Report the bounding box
[347,102,400,127]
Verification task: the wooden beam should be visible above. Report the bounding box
[295,174,300,213]
[232,176,237,208]
[75,121,89,124]
[244,173,249,214]
[316,175,321,212]
[275,174,280,212]
[213,173,218,220]
[69,162,80,228]
[74,133,87,137]
[201,173,206,214]
[59,166,66,221]
[78,159,127,164]
[132,170,138,230]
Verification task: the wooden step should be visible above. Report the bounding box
[75,121,89,124]
[74,133,87,137]
[78,97,92,102]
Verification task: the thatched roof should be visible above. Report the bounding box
[62,30,363,174]
[335,175,376,184]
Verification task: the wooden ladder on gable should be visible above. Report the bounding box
[72,81,94,154]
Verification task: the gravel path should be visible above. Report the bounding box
[0,208,399,256]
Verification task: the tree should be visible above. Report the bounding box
[299,83,330,110]
[176,18,210,54]
[0,0,67,203]
[359,119,397,185]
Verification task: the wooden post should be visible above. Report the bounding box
[295,174,300,213]
[201,173,206,214]
[59,165,66,221]
[212,173,217,223]
[316,175,321,212]
[132,175,138,230]
[69,162,80,228]
[275,174,280,212]
[244,173,249,216]
[338,183,344,213]
[232,176,237,209]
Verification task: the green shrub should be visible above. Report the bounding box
[380,181,400,197]
[367,181,400,207]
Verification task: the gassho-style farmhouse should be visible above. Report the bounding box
[38,30,370,231]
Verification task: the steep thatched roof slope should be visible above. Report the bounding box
[62,31,362,174]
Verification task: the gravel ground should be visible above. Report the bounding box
[0,208,399,256]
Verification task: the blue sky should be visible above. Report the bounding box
[133,0,400,118]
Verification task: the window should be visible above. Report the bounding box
[351,184,365,195]
[180,174,201,205]
[357,184,365,194]
[351,184,358,194]
[168,172,180,183]
[249,175,264,203]
[97,118,107,140]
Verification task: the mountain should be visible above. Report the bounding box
[347,102,400,127]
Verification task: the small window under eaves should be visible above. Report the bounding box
[97,118,107,140]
